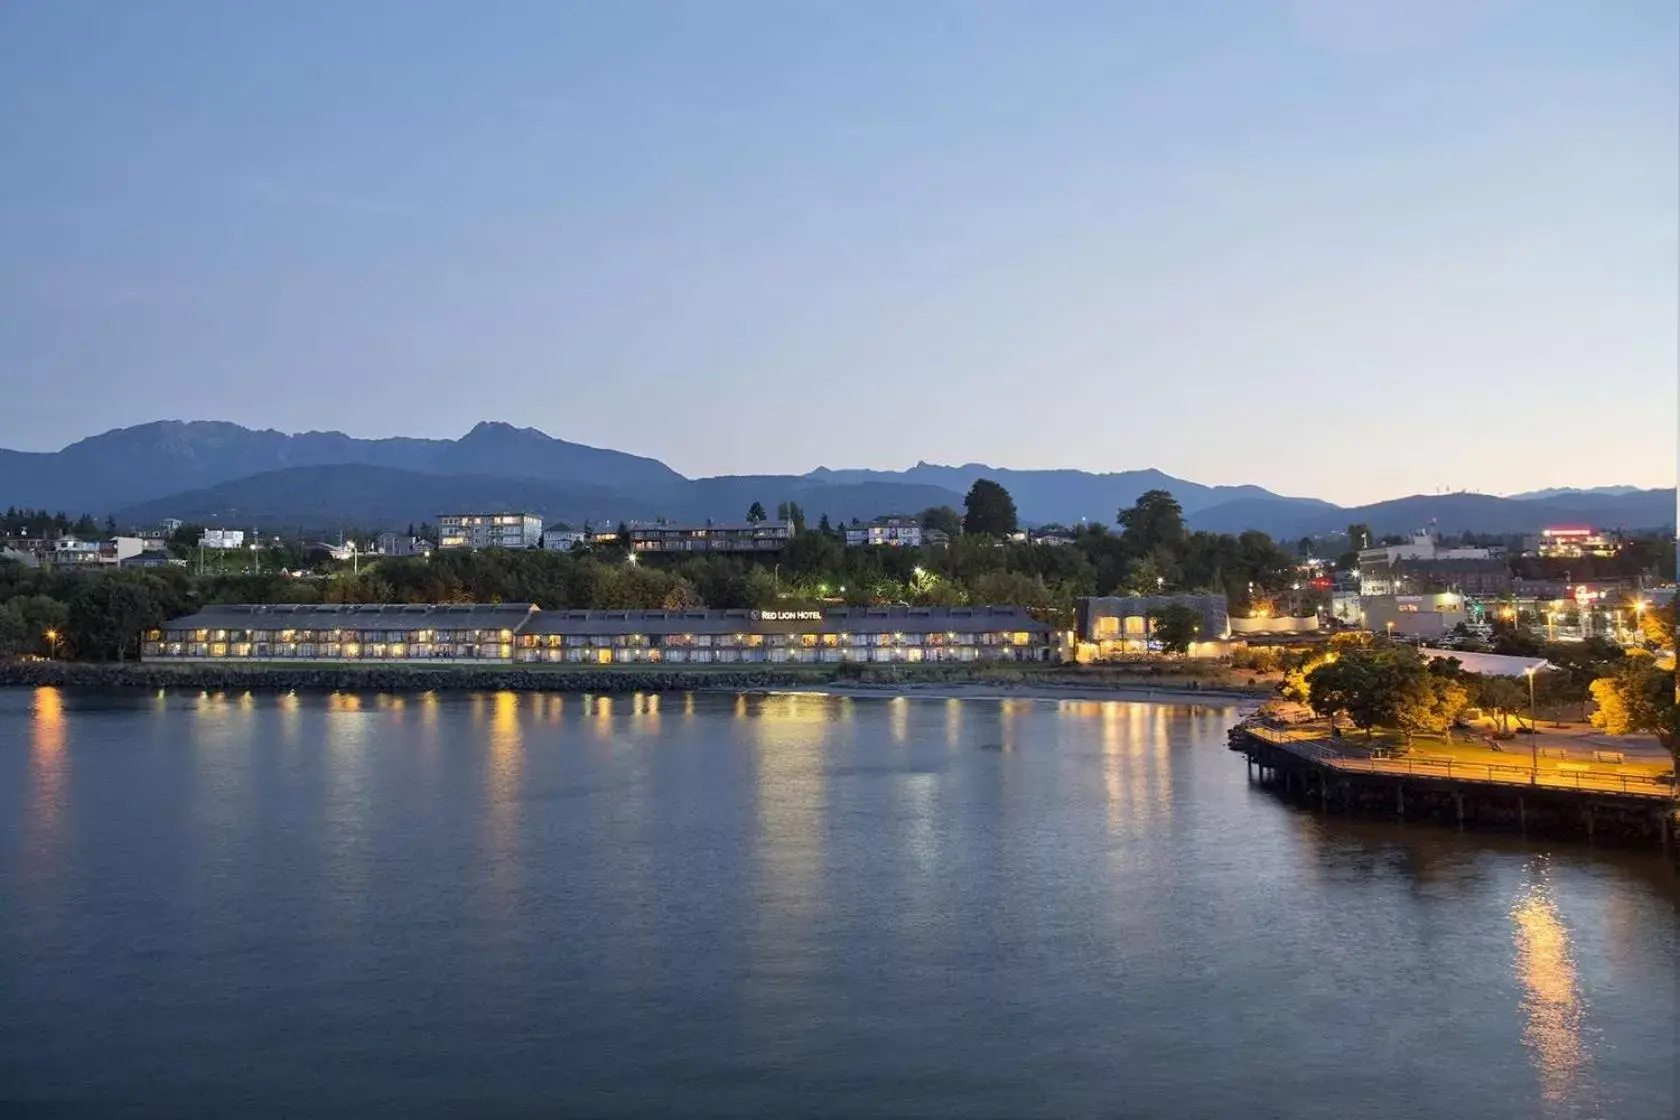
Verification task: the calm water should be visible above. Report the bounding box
[1,687,1675,1119]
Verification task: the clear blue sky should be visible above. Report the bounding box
[1,1,1674,504]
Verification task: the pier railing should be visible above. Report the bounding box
[1243,726,1677,800]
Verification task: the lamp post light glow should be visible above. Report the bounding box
[44,628,59,660]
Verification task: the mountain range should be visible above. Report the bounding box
[1,420,1673,540]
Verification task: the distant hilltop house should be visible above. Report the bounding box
[437,513,543,551]
[541,526,588,551]
[44,535,146,569]
[628,521,793,555]
[198,528,246,550]
[375,531,430,558]
[845,516,924,548]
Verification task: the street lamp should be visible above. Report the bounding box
[1524,666,1538,783]
[1385,620,1394,641]
[44,628,59,660]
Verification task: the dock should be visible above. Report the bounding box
[1229,722,1679,855]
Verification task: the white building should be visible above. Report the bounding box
[45,536,145,568]
[438,513,543,551]
[845,517,922,548]
[542,527,587,551]
[1361,593,1467,640]
[199,529,247,550]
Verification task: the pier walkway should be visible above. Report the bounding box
[1242,725,1675,801]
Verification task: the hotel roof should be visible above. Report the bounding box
[161,603,539,632]
[518,605,1052,637]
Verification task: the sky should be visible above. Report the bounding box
[0,1,1675,505]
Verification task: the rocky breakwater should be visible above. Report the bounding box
[0,659,831,694]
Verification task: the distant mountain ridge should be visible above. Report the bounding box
[0,419,682,513]
[1507,485,1645,501]
[804,462,1335,525]
[1,420,1673,538]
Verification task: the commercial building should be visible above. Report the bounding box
[198,529,246,550]
[143,603,538,663]
[845,517,922,548]
[1525,527,1620,558]
[628,521,792,555]
[1358,531,1493,596]
[438,513,543,551]
[1074,595,1231,658]
[1360,593,1467,640]
[143,603,1056,665]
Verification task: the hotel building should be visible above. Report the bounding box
[1074,594,1231,658]
[143,603,1055,665]
[143,603,536,663]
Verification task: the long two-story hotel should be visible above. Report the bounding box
[143,604,1057,665]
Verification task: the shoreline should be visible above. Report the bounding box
[0,659,1267,704]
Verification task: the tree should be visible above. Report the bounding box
[746,501,767,524]
[1149,603,1201,655]
[1640,600,1675,651]
[66,572,171,661]
[918,505,963,539]
[0,594,70,656]
[1590,659,1679,764]
[787,501,806,533]
[962,480,1017,538]
[1346,523,1372,551]
[1118,490,1185,557]
[1474,675,1529,733]
[1307,645,1414,739]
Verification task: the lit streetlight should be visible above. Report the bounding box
[1523,666,1538,783]
[44,628,59,660]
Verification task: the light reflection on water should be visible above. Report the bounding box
[0,688,1673,1119]
[1512,867,1589,1110]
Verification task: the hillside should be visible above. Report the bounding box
[6,419,1674,537]
[1189,489,1678,538]
[111,465,969,532]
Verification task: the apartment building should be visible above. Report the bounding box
[437,513,543,550]
[628,521,792,554]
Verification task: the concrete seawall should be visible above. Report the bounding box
[0,659,1275,699]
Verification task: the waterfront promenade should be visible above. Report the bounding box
[1243,725,1675,800]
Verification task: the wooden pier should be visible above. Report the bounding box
[1230,724,1679,855]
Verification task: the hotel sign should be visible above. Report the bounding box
[753,610,824,621]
